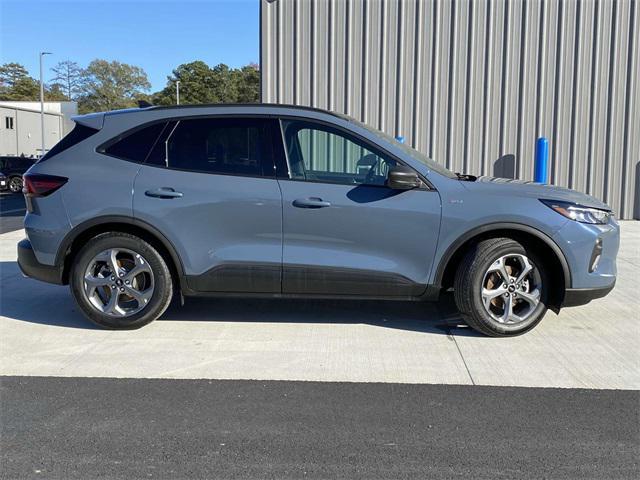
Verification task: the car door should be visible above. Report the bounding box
[127,116,283,293]
[277,119,442,297]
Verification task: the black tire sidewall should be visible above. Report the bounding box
[70,233,172,329]
[458,239,549,336]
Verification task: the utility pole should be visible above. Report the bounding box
[176,80,180,105]
[39,51,52,158]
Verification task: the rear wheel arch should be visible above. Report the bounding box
[58,216,185,290]
[436,223,570,311]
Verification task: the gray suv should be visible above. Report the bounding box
[17,105,619,336]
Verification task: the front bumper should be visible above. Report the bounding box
[553,217,619,290]
[17,238,64,285]
[562,282,616,307]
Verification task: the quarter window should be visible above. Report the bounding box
[281,120,397,186]
[104,122,168,163]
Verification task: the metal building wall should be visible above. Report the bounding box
[0,106,63,157]
[261,0,640,219]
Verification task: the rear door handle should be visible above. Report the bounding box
[292,197,331,209]
[145,187,183,199]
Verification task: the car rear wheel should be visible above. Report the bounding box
[454,237,548,337]
[70,232,173,329]
[8,176,22,193]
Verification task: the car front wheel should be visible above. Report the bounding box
[454,237,549,337]
[70,232,173,329]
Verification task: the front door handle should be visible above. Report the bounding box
[292,197,332,209]
[145,187,183,199]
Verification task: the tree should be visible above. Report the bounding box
[50,60,82,100]
[0,62,29,88]
[0,63,39,101]
[152,61,216,105]
[210,63,238,102]
[77,59,151,113]
[151,61,260,106]
[0,61,84,102]
[45,83,68,102]
[234,63,260,103]
[2,76,39,100]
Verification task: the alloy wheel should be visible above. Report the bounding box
[8,176,22,193]
[82,248,154,317]
[480,253,542,324]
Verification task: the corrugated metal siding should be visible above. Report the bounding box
[261,0,640,219]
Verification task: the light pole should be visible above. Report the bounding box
[39,51,52,158]
[176,80,180,105]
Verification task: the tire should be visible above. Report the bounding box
[8,176,23,193]
[454,237,549,337]
[70,232,173,329]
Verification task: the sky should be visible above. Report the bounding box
[0,0,260,91]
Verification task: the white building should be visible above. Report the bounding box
[0,101,78,157]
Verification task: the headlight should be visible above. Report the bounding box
[540,199,611,224]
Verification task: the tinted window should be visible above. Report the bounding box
[0,156,34,173]
[163,118,274,176]
[104,122,168,163]
[282,120,397,186]
[39,124,99,162]
[144,121,178,167]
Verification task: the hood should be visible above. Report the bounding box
[462,176,611,211]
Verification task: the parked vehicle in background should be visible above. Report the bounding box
[0,156,36,193]
[17,105,619,336]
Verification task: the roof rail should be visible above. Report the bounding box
[146,102,345,119]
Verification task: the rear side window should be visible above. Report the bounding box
[103,122,168,163]
[163,118,273,176]
[39,124,99,162]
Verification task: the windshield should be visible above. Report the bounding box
[337,114,458,179]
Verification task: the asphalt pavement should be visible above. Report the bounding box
[1,376,638,480]
[0,192,25,234]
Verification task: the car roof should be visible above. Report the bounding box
[74,103,352,130]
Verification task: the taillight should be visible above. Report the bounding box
[23,173,68,197]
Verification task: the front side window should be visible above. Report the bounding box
[335,113,457,179]
[281,120,397,186]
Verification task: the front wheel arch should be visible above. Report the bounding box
[437,224,569,312]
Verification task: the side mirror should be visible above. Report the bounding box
[387,166,421,190]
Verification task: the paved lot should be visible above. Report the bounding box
[0,192,25,234]
[2,377,638,480]
[1,222,639,389]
